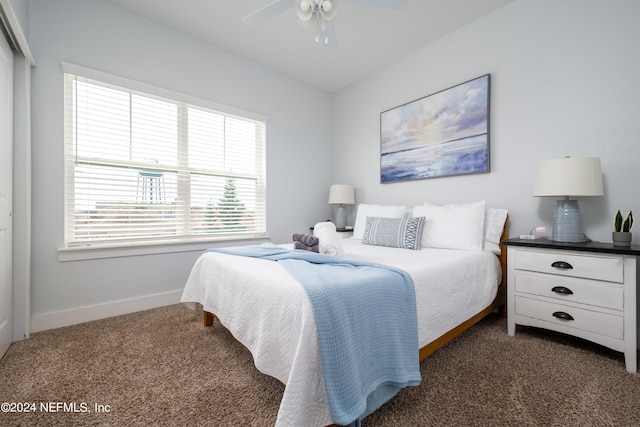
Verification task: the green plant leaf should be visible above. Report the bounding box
[614,210,622,232]
[623,211,633,232]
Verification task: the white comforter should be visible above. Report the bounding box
[180,238,501,426]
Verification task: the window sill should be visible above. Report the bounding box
[58,235,270,262]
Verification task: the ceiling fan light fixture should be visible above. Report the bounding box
[245,0,405,48]
[296,0,314,21]
[319,0,338,21]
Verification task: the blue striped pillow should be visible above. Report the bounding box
[362,216,426,250]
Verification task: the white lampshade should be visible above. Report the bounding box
[533,157,604,197]
[533,157,604,243]
[328,184,355,205]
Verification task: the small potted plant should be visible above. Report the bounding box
[613,210,633,246]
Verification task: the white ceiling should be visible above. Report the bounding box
[107,0,513,92]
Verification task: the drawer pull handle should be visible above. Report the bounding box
[551,286,574,295]
[552,311,574,321]
[551,261,573,270]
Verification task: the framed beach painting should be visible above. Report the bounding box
[380,74,491,183]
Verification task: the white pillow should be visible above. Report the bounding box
[313,221,344,256]
[484,208,508,255]
[352,204,406,240]
[413,201,486,251]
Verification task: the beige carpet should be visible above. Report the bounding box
[1,304,638,426]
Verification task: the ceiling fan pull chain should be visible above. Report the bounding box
[315,11,321,43]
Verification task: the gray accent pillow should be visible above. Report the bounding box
[362,216,426,250]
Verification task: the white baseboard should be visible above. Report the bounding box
[30,290,183,333]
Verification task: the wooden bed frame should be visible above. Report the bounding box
[202,218,509,363]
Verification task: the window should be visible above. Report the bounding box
[63,63,267,248]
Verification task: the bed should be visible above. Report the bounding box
[181,201,508,426]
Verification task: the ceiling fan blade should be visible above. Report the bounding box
[242,0,294,26]
[344,0,408,9]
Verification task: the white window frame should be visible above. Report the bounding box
[58,63,268,261]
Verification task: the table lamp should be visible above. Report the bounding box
[328,184,355,230]
[533,157,604,242]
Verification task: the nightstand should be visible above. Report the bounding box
[502,238,639,373]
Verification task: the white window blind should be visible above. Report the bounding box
[63,63,267,247]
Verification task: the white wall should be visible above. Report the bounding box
[23,0,640,332]
[7,0,27,32]
[332,0,640,243]
[26,0,334,329]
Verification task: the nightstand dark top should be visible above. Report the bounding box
[501,237,640,256]
[310,226,352,233]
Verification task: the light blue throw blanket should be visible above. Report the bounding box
[208,243,421,425]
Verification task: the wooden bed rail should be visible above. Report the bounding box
[498,215,509,316]
[204,310,216,326]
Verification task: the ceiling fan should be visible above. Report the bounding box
[242,0,408,48]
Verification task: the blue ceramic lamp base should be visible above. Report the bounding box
[334,205,347,230]
[552,199,583,243]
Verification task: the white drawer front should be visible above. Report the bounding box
[515,296,624,339]
[514,272,624,311]
[514,249,623,283]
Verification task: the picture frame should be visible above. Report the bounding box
[380,74,491,183]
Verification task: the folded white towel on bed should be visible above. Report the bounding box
[313,221,344,257]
